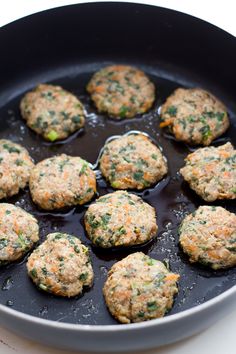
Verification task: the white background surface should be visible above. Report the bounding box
[0,1,236,353]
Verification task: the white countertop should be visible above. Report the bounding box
[0,1,236,353]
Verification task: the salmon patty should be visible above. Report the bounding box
[0,203,39,265]
[27,232,94,297]
[20,84,85,141]
[103,252,179,323]
[179,206,236,270]
[84,191,157,248]
[87,65,155,119]
[99,134,167,190]
[0,139,34,200]
[29,154,96,210]
[160,88,229,145]
[180,142,236,202]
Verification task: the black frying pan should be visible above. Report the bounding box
[0,2,235,328]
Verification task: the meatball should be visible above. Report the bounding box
[29,154,96,210]
[179,206,236,270]
[27,232,94,297]
[20,84,85,141]
[100,134,167,190]
[86,65,155,119]
[103,252,179,323]
[180,142,236,202]
[160,88,229,145]
[0,139,34,200]
[84,191,157,248]
[0,203,39,265]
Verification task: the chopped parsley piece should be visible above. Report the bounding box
[74,245,80,253]
[61,111,69,120]
[79,272,88,281]
[200,125,212,141]
[116,226,126,236]
[133,171,144,181]
[151,154,157,160]
[119,106,129,118]
[54,233,63,240]
[0,239,8,250]
[72,115,81,124]
[215,112,225,121]
[42,267,48,276]
[146,258,156,266]
[147,301,158,311]
[41,91,54,100]
[30,268,37,278]
[137,311,145,318]
[226,246,236,252]
[15,159,24,166]
[3,144,20,154]
[80,162,88,175]
[101,213,111,225]
[87,187,94,193]
[166,106,177,116]
[87,214,100,229]
[48,110,55,116]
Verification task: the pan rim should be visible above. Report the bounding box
[0,285,235,331]
[0,1,235,41]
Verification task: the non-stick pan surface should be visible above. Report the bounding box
[0,2,235,326]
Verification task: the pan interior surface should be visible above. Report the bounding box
[0,2,235,326]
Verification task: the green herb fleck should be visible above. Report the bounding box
[87,187,94,193]
[151,154,157,160]
[17,233,28,249]
[48,110,55,116]
[137,311,145,318]
[72,115,81,124]
[42,267,48,276]
[116,226,126,236]
[226,246,236,252]
[54,233,63,240]
[0,239,8,250]
[15,159,24,166]
[133,171,144,181]
[61,111,69,120]
[74,245,80,253]
[147,301,158,311]
[80,162,88,176]
[3,144,20,154]
[32,116,43,129]
[79,272,88,281]
[166,106,177,116]
[215,112,225,121]
[200,125,212,141]
[86,214,100,229]
[30,268,37,278]
[119,106,129,118]
[146,258,156,266]
[101,213,111,226]
[41,91,54,100]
